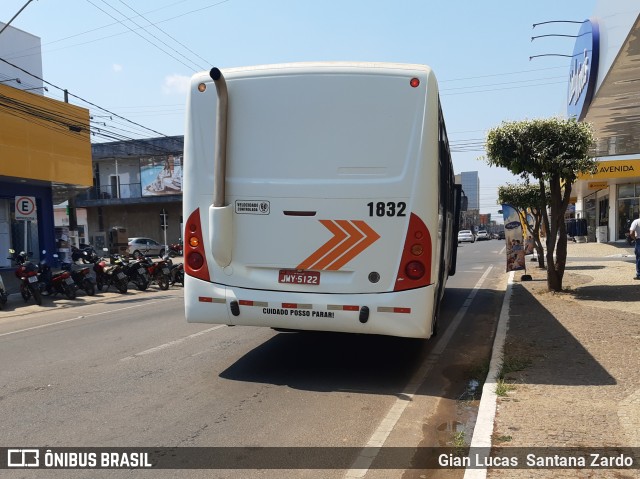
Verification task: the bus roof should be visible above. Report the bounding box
[192,62,434,81]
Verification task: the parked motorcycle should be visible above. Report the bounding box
[101,250,129,294]
[167,257,184,287]
[0,272,8,308]
[168,239,183,257]
[39,253,78,299]
[140,254,171,290]
[61,257,96,296]
[8,249,42,305]
[122,253,150,291]
[82,249,108,291]
[86,249,128,293]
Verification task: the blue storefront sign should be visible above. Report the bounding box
[567,19,600,121]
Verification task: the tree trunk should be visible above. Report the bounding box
[532,214,545,269]
[536,243,545,268]
[545,241,561,291]
[545,176,570,292]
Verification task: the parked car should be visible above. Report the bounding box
[458,229,475,243]
[476,230,489,241]
[498,230,505,240]
[127,237,165,257]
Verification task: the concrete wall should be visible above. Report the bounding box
[0,22,43,90]
[87,202,183,248]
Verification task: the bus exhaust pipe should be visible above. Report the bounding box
[208,67,233,267]
[210,67,228,208]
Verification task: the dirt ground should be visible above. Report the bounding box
[489,254,640,478]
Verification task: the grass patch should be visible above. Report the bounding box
[495,356,532,397]
[499,356,532,379]
[493,434,512,443]
[495,378,515,397]
[451,431,466,448]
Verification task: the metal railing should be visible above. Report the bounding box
[79,183,143,200]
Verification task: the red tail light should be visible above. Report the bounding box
[394,213,432,291]
[405,261,425,280]
[184,208,211,282]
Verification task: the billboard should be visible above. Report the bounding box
[502,204,526,272]
[140,155,183,196]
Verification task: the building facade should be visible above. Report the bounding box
[569,0,640,242]
[0,23,92,268]
[455,171,480,230]
[457,171,480,210]
[76,136,184,252]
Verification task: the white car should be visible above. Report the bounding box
[458,230,475,243]
[476,230,489,241]
[127,237,165,257]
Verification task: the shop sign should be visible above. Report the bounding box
[588,181,608,190]
[567,19,600,121]
[579,159,640,179]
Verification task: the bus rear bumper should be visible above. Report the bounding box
[185,276,438,339]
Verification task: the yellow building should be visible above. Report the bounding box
[0,23,91,268]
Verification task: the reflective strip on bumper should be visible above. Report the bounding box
[282,303,313,309]
[327,305,360,311]
[199,297,226,304]
[239,300,269,307]
[377,307,411,314]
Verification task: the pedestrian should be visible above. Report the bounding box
[629,216,640,280]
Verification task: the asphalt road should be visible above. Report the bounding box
[0,239,509,479]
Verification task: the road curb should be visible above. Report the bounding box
[463,270,514,479]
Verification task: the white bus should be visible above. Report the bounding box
[183,62,462,339]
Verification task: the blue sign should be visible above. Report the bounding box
[567,19,600,121]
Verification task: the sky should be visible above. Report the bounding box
[2,0,597,220]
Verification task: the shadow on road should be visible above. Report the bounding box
[220,330,431,395]
[219,284,503,400]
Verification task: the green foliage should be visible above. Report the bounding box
[481,117,596,291]
[485,118,596,183]
[497,183,549,211]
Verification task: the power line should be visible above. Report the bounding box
[115,0,213,69]
[440,75,565,92]
[6,0,231,66]
[0,56,170,139]
[85,0,203,72]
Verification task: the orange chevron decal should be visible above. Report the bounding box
[296,220,347,270]
[296,220,381,271]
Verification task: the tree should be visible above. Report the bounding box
[483,118,596,291]
[497,183,550,269]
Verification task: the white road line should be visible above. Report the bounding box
[120,324,227,361]
[344,266,494,479]
[0,297,177,338]
[464,271,514,479]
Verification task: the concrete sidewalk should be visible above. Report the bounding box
[468,240,639,478]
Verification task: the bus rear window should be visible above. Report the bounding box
[226,74,426,181]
